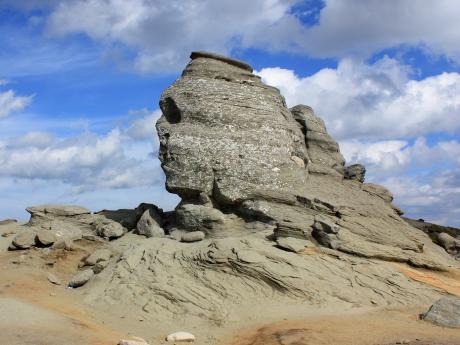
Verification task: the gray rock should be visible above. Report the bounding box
[68,269,94,288]
[344,164,366,182]
[92,260,110,274]
[11,231,36,249]
[175,203,226,235]
[52,238,74,251]
[276,237,314,253]
[181,231,205,242]
[36,229,56,246]
[290,105,345,177]
[26,204,90,217]
[152,52,454,270]
[95,208,138,230]
[85,249,112,266]
[169,229,185,241]
[136,208,164,238]
[436,232,460,253]
[157,51,309,206]
[93,219,125,239]
[422,296,460,328]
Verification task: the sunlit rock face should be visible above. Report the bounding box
[156,51,450,270]
[156,51,309,206]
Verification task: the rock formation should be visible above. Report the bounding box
[2,51,459,328]
[156,51,450,270]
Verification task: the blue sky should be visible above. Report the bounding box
[1,0,460,226]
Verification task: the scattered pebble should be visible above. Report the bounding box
[47,273,62,285]
[166,331,195,342]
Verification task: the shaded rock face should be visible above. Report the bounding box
[290,105,345,177]
[156,51,452,270]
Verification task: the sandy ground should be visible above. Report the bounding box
[1,224,460,345]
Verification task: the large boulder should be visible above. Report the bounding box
[154,51,454,270]
[422,296,460,328]
[157,51,309,206]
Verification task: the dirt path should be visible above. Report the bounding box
[1,240,460,345]
[0,246,123,345]
[227,309,460,345]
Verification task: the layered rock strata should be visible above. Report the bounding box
[156,51,451,270]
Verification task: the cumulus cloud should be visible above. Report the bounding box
[0,87,33,118]
[0,112,164,192]
[303,0,460,61]
[45,0,306,73]
[258,57,460,140]
[39,0,460,73]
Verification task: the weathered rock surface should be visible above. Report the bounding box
[86,236,444,324]
[166,331,195,342]
[422,296,460,328]
[344,164,366,182]
[68,269,94,288]
[85,249,112,266]
[11,231,36,249]
[180,231,205,242]
[436,233,460,254]
[136,207,164,238]
[290,105,344,177]
[47,273,62,285]
[155,51,453,270]
[94,218,125,239]
[276,237,314,253]
[36,229,56,246]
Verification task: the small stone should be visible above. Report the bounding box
[52,238,74,251]
[118,337,150,345]
[166,331,195,342]
[276,237,314,253]
[47,273,62,285]
[12,231,36,249]
[36,230,56,246]
[181,231,205,242]
[92,260,109,274]
[85,249,111,266]
[169,229,184,241]
[94,219,125,239]
[68,269,94,288]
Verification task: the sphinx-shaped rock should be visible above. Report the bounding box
[156,52,453,270]
[157,51,309,206]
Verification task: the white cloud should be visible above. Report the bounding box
[0,110,180,219]
[303,0,460,61]
[258,57,460,140]
[40,0,460,74]
[46,0,306,73]
[0,89,33,118]
[340,139,410,174]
